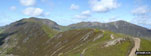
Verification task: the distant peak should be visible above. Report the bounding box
[20,17,52,22]
[28,17,41,20]
[115,20,127,22]
[78,21,101,24]
[29,17,38,19]
[110,20,130,24]
[23,17,47,20]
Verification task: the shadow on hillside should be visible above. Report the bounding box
[15,22,26,27]
[0,31,17,46]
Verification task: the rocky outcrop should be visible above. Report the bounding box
[104,38,126,47]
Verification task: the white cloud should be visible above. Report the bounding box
[75,10,91,19]
[20,0,36,6]
[132,6,148,15]
[70,4,79,10]
[10,6,16,11]
[89,0,120,13]
[132,15,151,27]
[23,7,43,16]
[131,6,151,28]
[134,15,151,24]
[81,10,91,16]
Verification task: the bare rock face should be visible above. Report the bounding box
[104,38,126,47]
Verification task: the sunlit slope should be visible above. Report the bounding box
[0,17,58,56]
[1,28,134,56]
[0,17,151,56]
[59,29,134,56]
[140,38,151,51]
[68,21,151,38]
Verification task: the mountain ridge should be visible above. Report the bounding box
[68,20,151,38]
[0,17,151,56]
[2,17,151,38]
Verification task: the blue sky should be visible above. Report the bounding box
[0,0,151,29]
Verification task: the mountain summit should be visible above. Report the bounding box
[0,17,59,56]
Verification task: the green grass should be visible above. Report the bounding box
[0,27,137,56]
[94,29,100,33]
[0,48,14,56]
[42,25,58,38]
[138,38,151,56]
[65,52,81,56]
[83,31,133,56]
[22,18,58,38]
[61,29,133,56]
[22,18,40,23]
[59,26,71,31]
[23,18,59,38]
[84,39,132,56]
[0,28,3,33]
[140,38,151,51]
[6,48,14,54]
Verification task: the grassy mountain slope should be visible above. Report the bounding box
[0,17,151,56]
[0,18,134,56]
[61,30,134,56]
[138,38,151,56]
[0,17,58,56]
[0,27,4,33]
[1,27,134,56]
[140,38,151,51]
